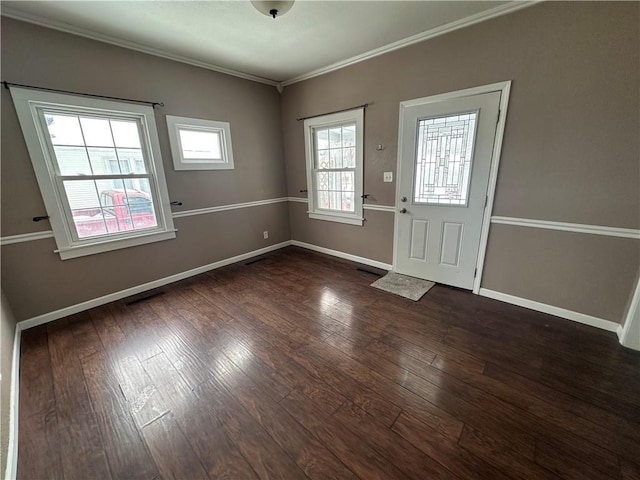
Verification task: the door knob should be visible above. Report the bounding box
[399,208,407,214]
[400,196,407,202]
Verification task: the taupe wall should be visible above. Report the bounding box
[281,1,640,323]
[1,292,17,477]
[1,17,289,320]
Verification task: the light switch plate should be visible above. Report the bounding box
[383,172,393,182]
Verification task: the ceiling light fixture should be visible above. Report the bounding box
[251,0,294,19]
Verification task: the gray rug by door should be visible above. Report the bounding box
[371,271,436,301]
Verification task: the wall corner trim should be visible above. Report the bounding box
[478,288,620,333]
[617,277,640,350]
[4,326,21,480]
[290,240,392,270]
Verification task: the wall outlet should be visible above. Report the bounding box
[383,172,393,182]
[263,231,269,239]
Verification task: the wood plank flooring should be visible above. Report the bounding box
[17,246,640,479]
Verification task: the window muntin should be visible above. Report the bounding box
[413,112,477,206]
[10,87,176,259]
[304,109,364,226]
[166,115,234,170]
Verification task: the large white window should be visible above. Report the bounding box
[304,109,364,225]
[10,87,176,259]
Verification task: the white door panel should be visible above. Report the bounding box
[395,91,500,289]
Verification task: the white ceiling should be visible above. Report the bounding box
[1,1,529,85]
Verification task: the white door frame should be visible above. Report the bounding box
[392,81,512,294]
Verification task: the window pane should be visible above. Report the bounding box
[64,180,108,238]
[343,147,356,168]
[71,209,108,238]
[64,180,101,210]
[178,129,222,160]
[117,148,146,173]
[317,150,329,169]
[125,180,157,230]
[111,120,141,148]
[414,112,477,206]
[80,117,114,147]
[54,146,92,175]
[316,129,329,150]
[87,147,119,175]
[330,149,343,169]
[45,114,84,146]
[342,125,356,147]
[317,190,330,209]
[329,128,342,148]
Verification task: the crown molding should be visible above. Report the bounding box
[280,1,538,87]
[0,7,280,88]
[2,2,538,91]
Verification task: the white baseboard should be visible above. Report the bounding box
[17,239,390,332]
[18,241,292,331]
[4,327,21,480]
[478,288,619,332]
[290,240,392,270]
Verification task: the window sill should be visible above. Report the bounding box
[308,212,364,226]
[54,229,177,260]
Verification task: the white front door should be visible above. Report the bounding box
[394,90,501,290]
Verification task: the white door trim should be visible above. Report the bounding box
[392,81,512,293]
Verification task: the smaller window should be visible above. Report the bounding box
[166,115,234,170]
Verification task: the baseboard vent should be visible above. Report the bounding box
[245,257,268,266]
[357,267,384,277]
[125,290,165,305]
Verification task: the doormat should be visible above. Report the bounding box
[371,272,435,301]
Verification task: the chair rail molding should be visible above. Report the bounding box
[490,216,640,239]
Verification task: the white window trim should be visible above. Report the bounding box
[10,87,176,260]
[304,108,364,226]
[166,115,234,171]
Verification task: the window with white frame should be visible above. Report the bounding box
[304,109,364,225]
[10,87,176,260]
[166,115,234,170]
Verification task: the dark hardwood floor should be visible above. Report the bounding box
[17,246,640,479]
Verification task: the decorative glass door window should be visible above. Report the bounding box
[413,112,478,206]
[314,124,356,213]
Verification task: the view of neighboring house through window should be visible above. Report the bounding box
[45,113,158,238]
[304,108,364,226]
[10,87,176,259]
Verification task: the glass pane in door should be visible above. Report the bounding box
[413,112,477,206]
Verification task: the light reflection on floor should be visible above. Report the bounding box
[320,288,353,326]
